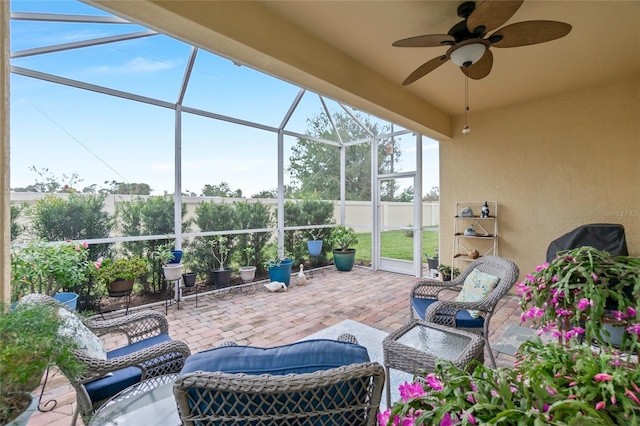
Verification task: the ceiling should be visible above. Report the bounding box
[87,0,639,138]
[261,0,639,116]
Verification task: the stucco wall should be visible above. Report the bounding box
[440,76,640,279]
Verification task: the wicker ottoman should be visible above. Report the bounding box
[383,320,484,407]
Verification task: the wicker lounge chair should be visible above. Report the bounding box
[173,334,385,425]
[19,294,191,423]
[410,255,519,367]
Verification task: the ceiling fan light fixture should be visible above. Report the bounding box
[449,43,486,67]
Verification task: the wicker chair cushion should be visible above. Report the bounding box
[412,297,484,328]
[181,338,370,376]
[58,308,107,360]
[84,333,171,402]
[455,268,500,318]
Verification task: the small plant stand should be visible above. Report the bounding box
[308,256,326,278]
[98,289,132,319]
[165,278,199,313]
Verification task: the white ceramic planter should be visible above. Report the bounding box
[162,263,183,281]
[239,266,257,283]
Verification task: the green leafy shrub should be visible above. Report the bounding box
[328,225,358,251]
[95,256,149,285]
[10,240,95,301]
[0,302,84,424]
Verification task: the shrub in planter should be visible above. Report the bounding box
[0,302,84,424]
[10,240,95,301]
[95,256,149,294]
[329,226,358,272]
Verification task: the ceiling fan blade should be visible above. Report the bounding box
[392,34,455,48]
[402,55,448,85]
[467,0,524,34]
[461,49,493,80]
[490,21,572,48]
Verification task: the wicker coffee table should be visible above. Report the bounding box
[383,320,485,407]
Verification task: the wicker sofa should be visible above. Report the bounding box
[173,334,385,425]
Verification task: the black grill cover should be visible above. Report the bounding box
[546,223,628,263]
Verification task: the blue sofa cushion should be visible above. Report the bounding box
[412,297,484,328]
[181,338,370,376]
[84,333,172,403]
[179,339,371,422]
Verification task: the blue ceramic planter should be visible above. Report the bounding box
[53,292,79,310]
[307,240,323,256]
[268,259,294,286]
[169,250,183,264]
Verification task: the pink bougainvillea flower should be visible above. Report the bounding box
[93,261,102,269]
[74,244,81,251]
[399,381,426,402]
[626,389,640,405]
[610,359,622,367]
[611,310,628,321]
[576,298,593,311]
[595,401,606,410]
[82,241,88,249]
[467,413,477,425]
[552,275,559,283]
[572,326,585,335]
[524,307,545,319]
[525,274,536,283]
[590,273,598,281]
[546,386,558,396]
[425,373,443,391]
[551,329,562,339]
[627,307,637,317]
[627,323,640,335]
[556,308,573,317]
[593,373,613,382]
[611,396,617,405]
[440,413,456,426]
[535,262,549,272]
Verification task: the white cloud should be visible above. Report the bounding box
[86,57,174,75]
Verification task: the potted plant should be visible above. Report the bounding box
[518,246,640,352]
[329,226,358,272]
[208,236,232,288]
[239,247,257,283]
[425,249,439,271]
[381,339,640,425]
[264,245,294,286]
[182,271,197,287]
[154,244,182,281]
[0,302,84,425]
[437,264,459,281]
[306,228,324,257]
[95,256,149,295]
[10,240,95,310]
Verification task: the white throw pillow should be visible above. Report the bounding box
[455,268,500,318]
[58,308,107,360]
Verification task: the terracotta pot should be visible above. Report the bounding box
[108,279,134,294]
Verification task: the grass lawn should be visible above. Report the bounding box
[353,227,439,263]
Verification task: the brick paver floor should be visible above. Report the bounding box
[26,266,524,425]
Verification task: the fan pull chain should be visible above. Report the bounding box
[462,75,471,135]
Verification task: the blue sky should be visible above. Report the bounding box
[9,0,439,197]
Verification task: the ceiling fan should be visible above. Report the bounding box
[393,0,572,85]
